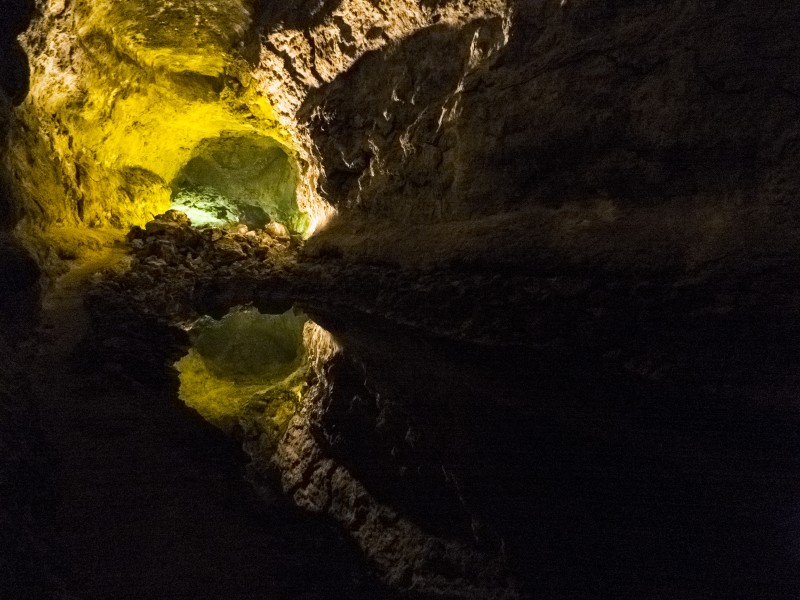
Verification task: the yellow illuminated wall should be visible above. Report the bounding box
[176,308,338,451]
[8,0,328,251]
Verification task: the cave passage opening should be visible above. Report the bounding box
[175,306,336,441]
[169,133,310,233]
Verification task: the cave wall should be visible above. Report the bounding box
[0,0,40,325]
[3,0,510,257]
[171,134,301,229]
[301,0,800,219]
[0,0,34,227]
[251,0,510,229]
[276,0,800,273]
[5,0,800,268]
[297,14,510,220]
[6,0,312,256]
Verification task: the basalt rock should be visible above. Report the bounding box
[3,0,800,598]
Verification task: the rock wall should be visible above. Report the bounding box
[294,0,800,216]
[6,0,310,256]
[6,0,514,256]
[0,0,34,227]
[292,0,800,270]
[6,0,800,265]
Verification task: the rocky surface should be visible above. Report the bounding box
[101,210,299,321]
[95,212,519,598]
[7,0,800,240]
[8,0,800,293]
[86,207,800,598]
[3,0,800,598]
[296,0,800,217]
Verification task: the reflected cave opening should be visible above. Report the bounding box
[175,306,334,443]
[169,133,310,233]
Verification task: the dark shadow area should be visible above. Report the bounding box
[0,241,40,335]
[312,351,477,540]
[0,0,35,104]
[0,0,35,228]
[471,0,800,211]
[298,21,479,217]
[305,306,800,600]
[253,0,345,32]
[18,290,391,600]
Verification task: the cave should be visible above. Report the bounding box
[176,307,312,435]
[2,1,800,599]
[170,134,306,231]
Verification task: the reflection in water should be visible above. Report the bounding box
[175,306,336,439]
[175,305,517,598]
[173,302,799,599]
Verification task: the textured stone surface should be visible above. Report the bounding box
[6,0,304,243]
[3,0,800,598]
[10,0,800,276]
[295,0,800,218]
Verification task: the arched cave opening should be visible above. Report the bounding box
[169,134,309,233]
[175,306,313,435]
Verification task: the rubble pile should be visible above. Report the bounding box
[95,210,298,320]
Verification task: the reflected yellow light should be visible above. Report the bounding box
[175,308,337,449]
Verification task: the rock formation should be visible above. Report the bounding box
[2,0,800,598]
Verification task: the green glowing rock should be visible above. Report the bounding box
[171,134,299,230]
[288,211,312,235]
[175,307,312,437]
[194,308,307,382]
[170,187,237,227]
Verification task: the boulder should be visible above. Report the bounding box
[265,221,290,241]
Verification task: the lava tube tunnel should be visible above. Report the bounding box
[176,307,317,436]
[169,134,308,232]
[3,1,800,599]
